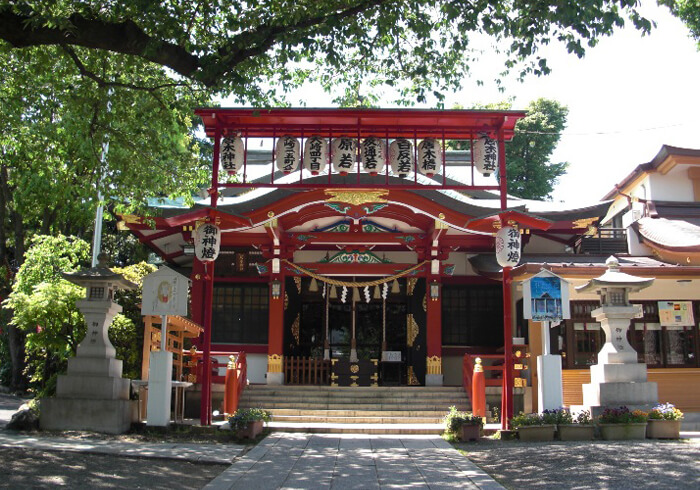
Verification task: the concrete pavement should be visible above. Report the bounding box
[205,432,504,490]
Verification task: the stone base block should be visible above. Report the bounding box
[583,380,658,407]
[425,374,443,386]
[41,398,136,434]
[66,357,124,378]
[590,363,648,384]
[267,372,284,385]
[56,374,130,400]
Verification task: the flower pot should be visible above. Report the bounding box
[460,424,481,442]
[558,424,595,441]
[646,419,681,439]
[236,420,264,439]
[599,423,647,440]
[517,424,556,442]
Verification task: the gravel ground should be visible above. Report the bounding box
[0,447,227,489]
[458,438,700,490]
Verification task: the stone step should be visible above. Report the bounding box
[239,402,468,410]
[259,408,456,417]
[271,415,443,424]
[244,385,465,393]
[268,421,444,435]
[239,396,468,405]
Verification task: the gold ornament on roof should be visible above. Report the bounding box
[325,189,388,206]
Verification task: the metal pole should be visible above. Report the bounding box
[161,315,168,351]
[542,321,551,356]
[91,89,113,267]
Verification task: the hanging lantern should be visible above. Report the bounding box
[331,137,356,176]
[219,135,244,175]
[417,138,442,177]
[303,136,328,175]
[275,135,300,174]
[473,132,498,177]
[495,225,521,268]
[193,223,221,262]
[389,138,414,178]
[361,137,386,176]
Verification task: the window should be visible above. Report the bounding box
[563,301,700,369]
[212,285,268,344]
[442,285,503,346]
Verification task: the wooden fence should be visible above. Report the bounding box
[284,356,331,385]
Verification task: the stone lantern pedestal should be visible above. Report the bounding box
[575,257,658,415]
[40,255,137,434]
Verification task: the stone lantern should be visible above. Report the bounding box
[575,256,658,411]
[41,254,137,434]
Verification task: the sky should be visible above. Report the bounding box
[222,2,700,207]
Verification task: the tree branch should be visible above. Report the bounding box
[0,10,202,83]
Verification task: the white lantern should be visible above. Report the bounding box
[303,136,328,175]
[331,137,356,175]
[495,226,521,268]
[417,138,442,177]
[361,137,386,176]
[194,223,221,262]
[275,135,300,174]
[389,138,414,178]
[219,136,244,175]
[473,132,498,177]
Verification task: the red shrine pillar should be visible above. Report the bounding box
[267,268,285,384]
[425,266,443,386]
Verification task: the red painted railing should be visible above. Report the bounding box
[223,352,247,415]
[187,350,242,384]
[462,354,505,395]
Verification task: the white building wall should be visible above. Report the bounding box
[648,170,694,202]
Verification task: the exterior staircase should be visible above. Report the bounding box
[237,385,469,434]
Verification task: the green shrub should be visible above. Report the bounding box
[228,407,272,431]
[444,405,483,433]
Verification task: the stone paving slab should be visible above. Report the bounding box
[205,433,503,490]
[0,431,245,464]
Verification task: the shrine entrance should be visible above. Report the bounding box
[285,277,426,386]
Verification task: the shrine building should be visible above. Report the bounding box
[121,109,700,427]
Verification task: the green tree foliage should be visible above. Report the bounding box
[662,0,700,48]
[110,262,157,380]
[2,235,90,395]
[0,1,654,104]
[506,98,569,200]
[449,98,568,200]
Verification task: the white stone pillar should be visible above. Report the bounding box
[147,351,173,426]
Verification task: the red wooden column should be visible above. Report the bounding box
[496,125,514,430]
[266,272,285,384]
[425,276,443,386]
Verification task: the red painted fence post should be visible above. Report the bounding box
[471,357,486,418]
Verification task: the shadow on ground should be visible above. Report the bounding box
[0,448,227,489]
[458,439,700,490]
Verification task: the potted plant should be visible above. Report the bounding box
[444,406,483,441]
[647,402,683,439]
[598,406,648,440]
[511,412,556,442]
[228,407,271,439]
[558,410,595,441]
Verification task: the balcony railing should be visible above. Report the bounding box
[576,228,628,254]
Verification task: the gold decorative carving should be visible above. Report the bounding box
[291,313,300,345]
[293,276,302,294]
[514,363,523,370]
[331,359,338,365]
[422,294,427,312]
[407,314,419,347]
[268,354,283,373]
[474,357,484,373]
[426,355,442,375]
[572,216,598,229]
[284,291,289,310]
[406,277,418,296]
[407,366,420,386]
[514,377,527,388]
[350,364,360,374]
[267,211,276,218]
[435,217,448,229]
[325,189,388,206]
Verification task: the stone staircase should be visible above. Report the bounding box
[237,385,469,434]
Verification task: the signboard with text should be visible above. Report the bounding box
[658,301,695,327]
[523,270,571,322]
